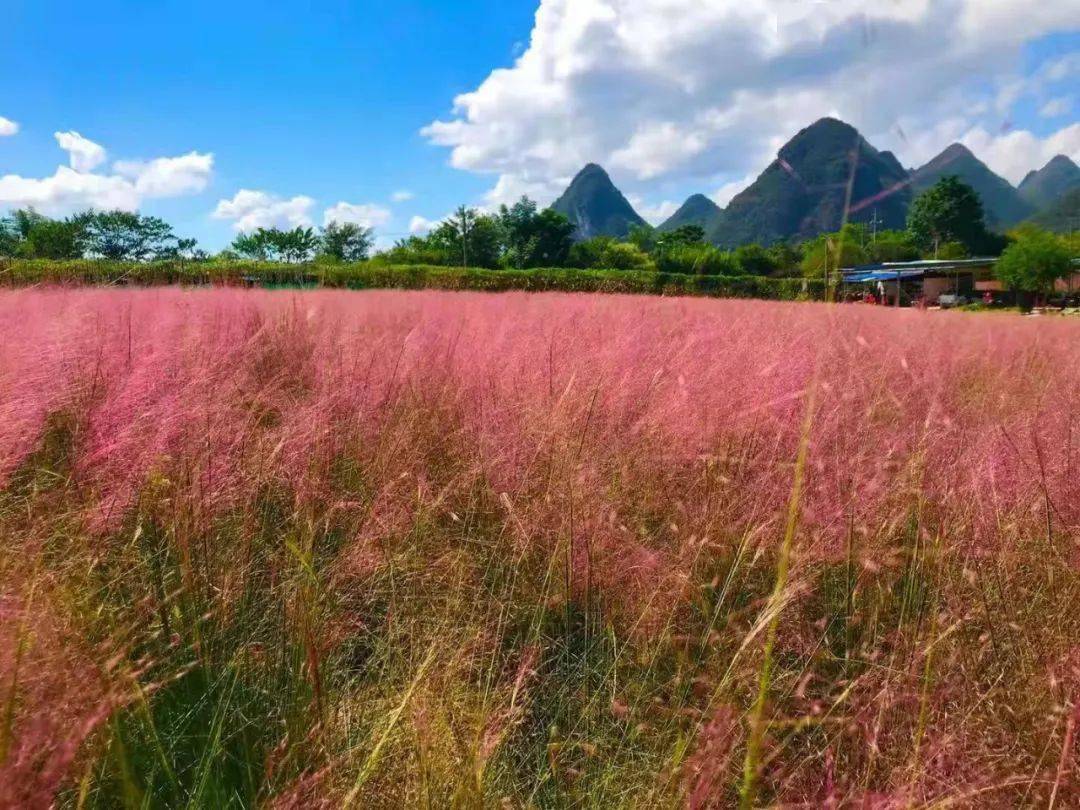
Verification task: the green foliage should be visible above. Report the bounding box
[497,198,575,268]
[627,223,657,252]
[936,241,969,260]
[0,257,826,300]
[85,210,178,261]
[994,226,1074,294]
[907,176,994,257]
[568,237,653,271]
[231,227,319,263]
[429,207,502,269]
[0,209,92,259]
[320,222,374,262]
[733,243,779,276]
[656,244,738,276]
[765,243,804,275]
[375,236,450,266]
[660,224,706,249]
[867,230,919,263]
[800,225,870,278]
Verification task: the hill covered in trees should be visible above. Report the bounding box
[707,118,912,248]
[1027,186,1080,234]
[658,194,722,233]
[1018,155,1080,211]
[550,118,1077,249]
[910,143,1034,229]
[550,164,646,240]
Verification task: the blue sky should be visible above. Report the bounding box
[0,0,538,247]
[1,0,1078,250]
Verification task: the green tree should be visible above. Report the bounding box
[0,214,22,256]
[0,209,90,259]
[320,222,374,262]
[86,210,176,261]
[230,231,271,260]
[664,225,706,247]
[867,230,919,263]
[733,243,778,276]
[497,198,575,268]
[268,227,319,263]
[431,207,501,269]
[529,209,576,267]
[800,226,869,279]
[375,235,452,266]
[907,176,990,257]
[600,241,653,271]
[657,244,738,276]
[627,223,658,253]
[766,243,803,275]
[994,227,1073,299]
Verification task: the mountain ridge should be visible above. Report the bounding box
[548,119,1075,247]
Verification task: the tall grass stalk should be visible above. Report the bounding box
[739,377,818,809]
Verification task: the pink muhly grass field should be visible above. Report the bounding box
[1,287,1079,807]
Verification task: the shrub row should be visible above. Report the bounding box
[0,258,826,301]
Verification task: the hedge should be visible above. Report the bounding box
[0,259,826,301]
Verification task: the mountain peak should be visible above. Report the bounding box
[941,142,975,159]
[1046,154,1078,169]
[1018,154,1080,210]
[912,144,1032,229]
[550,163,646,241]
[658,194,722,233]
[577,163,609,177]
[709,118,910,247]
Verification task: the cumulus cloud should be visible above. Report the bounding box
[213,190,316,232]
[959,123,1080,184]
[391,190,415,203]
[424,0,1080,205]
[113,152,213,198]
[55,131,107,172]
[0,132,213,215]
[0,117,18,137]
[323,201,392,228]
[627,195,679,225]
[0,167,139,213]
[409,215,439,235]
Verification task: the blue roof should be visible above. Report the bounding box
[843,269,931,282]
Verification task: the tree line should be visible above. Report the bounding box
[1,176,1075,296]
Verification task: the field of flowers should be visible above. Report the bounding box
[1,287,1079,808]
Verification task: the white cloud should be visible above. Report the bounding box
[113,152,213,198]
[323,201,392,228]
[213,190,315,232]
[0,117,18,137]
[409,215,439,235]
[0,167,140,213]
[391,190,414,203]
[55,131,107,172]
[712,171,762,207]
[0,133,213,216]
[423,0,1080,205]
[627,195,679,226]
[1040,97,1072,119]
[959,123,1080,184]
